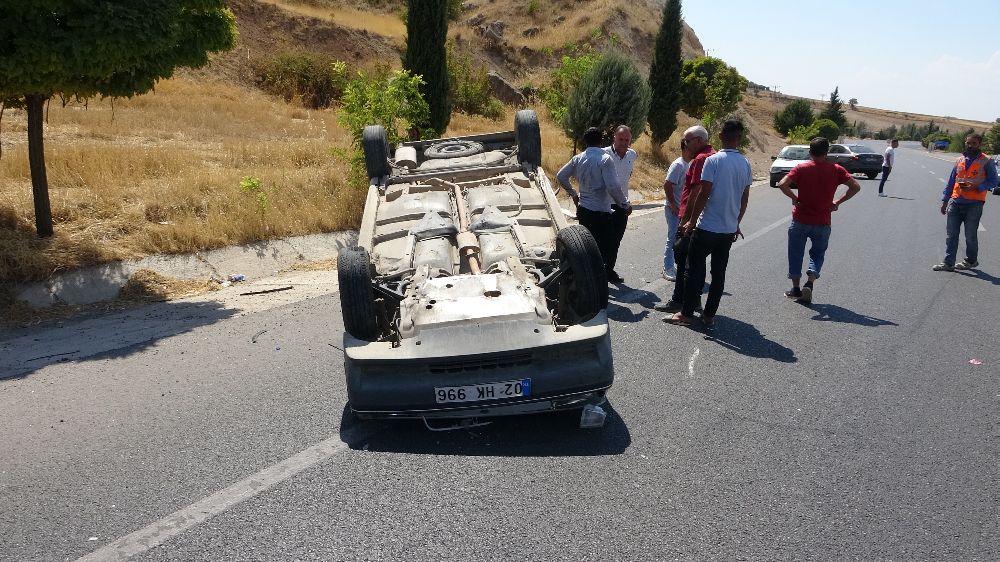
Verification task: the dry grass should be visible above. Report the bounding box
[257,0,406,38]
[0,77,362,285]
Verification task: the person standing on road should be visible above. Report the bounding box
[776,137,861,303]
[603,125,638,283]
[660,139,691,281]
[557,127,632,282]
[655,126,715,312]
[877,138,899,197]
[932,133,998,271]
[664,120,752,329]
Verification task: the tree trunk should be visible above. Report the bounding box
[26,94,53,237]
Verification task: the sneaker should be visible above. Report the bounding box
[878,193,887,197]
[661,269,676,281]
[932,262,954,272]
[800,283,813,303]
[954,260,979,270]
[606,270,624,283]
[784,288,802,300]
[653,299,682,313]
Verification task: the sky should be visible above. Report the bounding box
[680,1,1000,124]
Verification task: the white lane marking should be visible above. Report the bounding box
[688,347,700,377]
[734,215,791,248]
[929,171,937,175]
[77,436,351,562]
[979,223,987,232]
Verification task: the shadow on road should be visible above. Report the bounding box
[957,269,1000,286]
[807,303,898,326]
[700,316,797,363]
[0,300,238,380]
[607,285,659,323]
[338,402,631,457]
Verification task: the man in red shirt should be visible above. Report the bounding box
[776,137,861,303]
[655,125,716,312]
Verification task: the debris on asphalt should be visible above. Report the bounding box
[969,358,983,365]
[239,285,293,296]
[251,329,267,343]
[228,274,247,282]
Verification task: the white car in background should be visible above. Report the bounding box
[769,145,810,187]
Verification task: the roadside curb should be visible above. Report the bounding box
[15,231,358,308]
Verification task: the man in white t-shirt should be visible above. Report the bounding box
[602,125,637,283]
[878,138,898,196]
[665,120,752,329]
[661,139,691,280]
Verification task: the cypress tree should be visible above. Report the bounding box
[647,0,683,147]
[404,0,451,135]
[819,86,847,129]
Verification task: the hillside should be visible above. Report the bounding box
[1,0,994,298]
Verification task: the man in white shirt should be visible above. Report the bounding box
[557,127,632,282]
[661,139,691,281]
[603,125,638,283]
[665,120,752,329]
[878,138,898,197]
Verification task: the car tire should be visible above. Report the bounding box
[338,247,380,341]
[866,172,879,180]
[556,225,607,323]
[769,177,778,188]
[515,110,542,169]
[362,125,391,180]
[424,139,485,159]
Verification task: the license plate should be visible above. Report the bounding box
[434,379,531,403]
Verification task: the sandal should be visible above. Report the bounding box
[663,312,692,325]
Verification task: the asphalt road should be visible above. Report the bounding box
[2,142,998,561]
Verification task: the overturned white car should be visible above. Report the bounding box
[338,110,614,426]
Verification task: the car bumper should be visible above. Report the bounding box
[343,311,614,419]
[844,163,883,173]
[770,171,790,186]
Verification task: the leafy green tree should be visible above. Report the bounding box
[404,0,450,135]
[818,86,847,129]
[0,1,237,236]
[647,0,683,146]
[773,99,814,135]
[447,43,504,120]
[543,50,600,126]
[983,123,1000,153]
[339,67,431,146]
[812,118,841,142]
[564,50,652,150]
[679,56,747,126]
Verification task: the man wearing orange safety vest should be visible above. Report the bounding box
[932,133,998,271]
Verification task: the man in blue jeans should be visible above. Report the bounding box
[932,133,998,271]
[777,137,860,303]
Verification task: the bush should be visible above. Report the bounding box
[812,118,840,142]
[564,50,651,148]
[773,99,814,136]
[984,123,1000,153]
[252,51,347,109]
[786,124,816,145]
[338,66,432,186]
[447,43,504,120]
[542,49,600,126]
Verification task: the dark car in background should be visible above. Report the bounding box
[834,143,884,179]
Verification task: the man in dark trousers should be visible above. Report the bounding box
[777,137,861,303]
[664,120,752,329]
[556,127,632,281]
[932,133,998,271]
[655,125,715,313]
